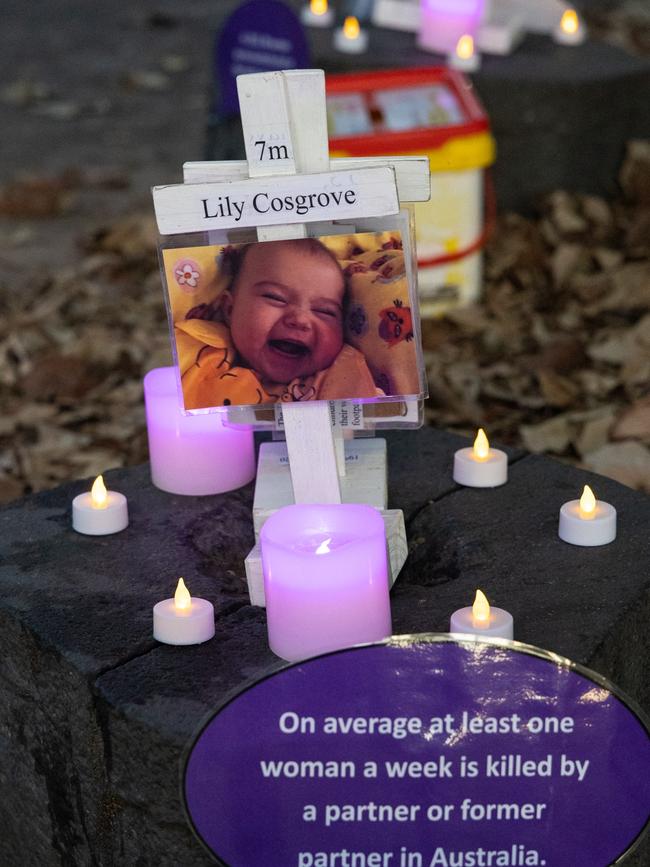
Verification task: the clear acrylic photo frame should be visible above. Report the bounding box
[157,207,427,432]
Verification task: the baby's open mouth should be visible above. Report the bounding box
[268,339,310,358]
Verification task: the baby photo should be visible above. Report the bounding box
[161,231,423,412]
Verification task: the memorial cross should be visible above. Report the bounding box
[180,68,430,504]
[155,68,431,604]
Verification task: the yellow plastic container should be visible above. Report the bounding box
[327,67,495,317]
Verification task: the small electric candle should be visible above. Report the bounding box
[72,474,129,535]
[301,0,334,27]
[334,16,369,54]
[453,429,508,487]
[153,578,215,645]
[558,484,617,546]
[553,9,586,45]
[448,34,481,72]
[450,589,514,639]
[261,503,391,662]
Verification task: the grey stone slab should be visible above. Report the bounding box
[393,454,650,710]
[1,431,649,865]
[0,464,256,677]
[386,427,524,522]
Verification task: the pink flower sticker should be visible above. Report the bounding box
[174,259,201,293]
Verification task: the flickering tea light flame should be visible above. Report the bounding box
[451,587,513,639]
[472,589,490,628]
[154,576,214,645]
[579,485,596,519]
[73,473,127,534]
[473,428,490,461]
[174,577,192,611]
[310,0,328,15]
[315,537,332,555]
[456,34,475,61]
[91,475,108,509]
[343,16,360,40]
[560,9,579,36]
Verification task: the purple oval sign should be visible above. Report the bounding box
[184,637,650,866]
[215,0,310,116]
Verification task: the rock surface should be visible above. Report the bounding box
[0,427,649,865]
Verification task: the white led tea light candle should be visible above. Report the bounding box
[450,589,514,639]
[334,16,369,53]
[448,34,481,72]
[453,428,508,487]
[72,474,129,535]
[153,578,215,646]
[301,0,334,27]
[558,484,616,547]
[553,9,586,46]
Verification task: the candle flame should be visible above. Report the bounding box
[560,9,579,35]
[473,428,490,461]
[579,484,596,518]
[456,34,475,60]
[174,577,192,610]
[343,16,360,39]
[472,589,491,627]
[91,474,108,509]
[315,537,332,555]
[310,0,328,15]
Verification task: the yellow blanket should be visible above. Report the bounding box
[176,319,380,410]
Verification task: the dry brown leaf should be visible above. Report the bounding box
[20,354,104,402]
[592,248,624,271]
[619,140,650,205]
[550,244,587,289]
[612,396,650,441]
[575,409,617,458]
[582,441,650,491]
[536,370,580,408]
[520,415,573,454]
[537,337,586,374]
[546,190,589,235]
[0,176,75,218]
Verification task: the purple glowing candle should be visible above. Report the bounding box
[418,0,487,54]
[260,503,392,662]
[143,367,256,496]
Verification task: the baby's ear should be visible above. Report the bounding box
[220,290,234,325]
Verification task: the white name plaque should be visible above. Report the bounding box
[152,166,399,235]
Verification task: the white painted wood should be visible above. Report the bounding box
[244,508,407,607]
[184,156,431,203]
[244,544,267,608]
[153,166,399,235]
[237,71,296,177]
[252,438,388,536]
[235,69,345,504]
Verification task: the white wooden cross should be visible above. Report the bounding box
[155,69,430,605]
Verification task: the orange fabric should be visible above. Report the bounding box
[176,320,379,411]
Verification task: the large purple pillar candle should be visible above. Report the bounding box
[144,367,256,496]
[260,503,392,662]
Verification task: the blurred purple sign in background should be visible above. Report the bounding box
[215,0,310,116]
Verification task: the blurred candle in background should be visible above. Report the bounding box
[418,0,488,54]
[144,366,256,496]
[553,9,587,46]
[301,0,335,28]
